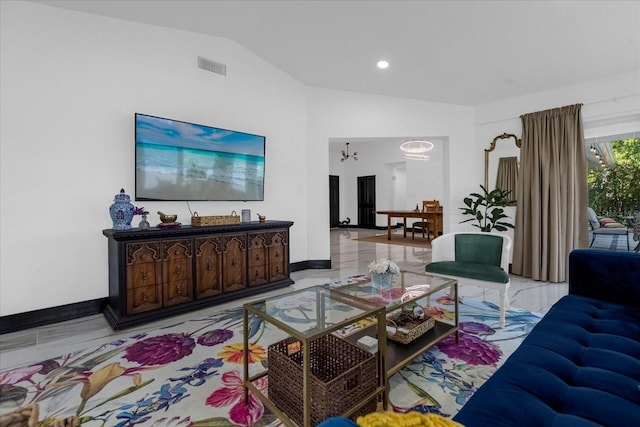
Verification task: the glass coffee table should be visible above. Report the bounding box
[242,286,387,427]
[334,270,459,377]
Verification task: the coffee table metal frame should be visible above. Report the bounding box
[242,285,387,427]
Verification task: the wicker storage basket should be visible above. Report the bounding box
[268,334,378,426]
[386,309,435,345]
[191,211,240,226]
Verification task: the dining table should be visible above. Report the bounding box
[375,208,443,240]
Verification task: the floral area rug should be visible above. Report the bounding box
[0,276,541,426]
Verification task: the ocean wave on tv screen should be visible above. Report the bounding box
[136,143,264,200]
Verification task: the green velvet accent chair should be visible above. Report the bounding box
[425,232,512,327]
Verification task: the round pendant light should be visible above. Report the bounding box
[400,139,433,161]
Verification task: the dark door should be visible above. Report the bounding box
[357,175,376,227]
[329,175,340,228]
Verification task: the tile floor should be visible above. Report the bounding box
[0,228,568,371]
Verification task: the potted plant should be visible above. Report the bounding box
[460,185,515,232]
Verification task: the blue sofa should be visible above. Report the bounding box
[320,249,640,427]
[454,249,640,427]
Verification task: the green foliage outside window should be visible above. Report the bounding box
[587,138,640,220]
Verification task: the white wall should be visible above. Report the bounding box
[328,138,445,226]
[306,88,475,260]
[3,2,637,317]
[476,71,640,142]
[0,1,308,316]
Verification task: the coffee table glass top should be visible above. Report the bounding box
[244,285,382,339]
[334,270,457,312]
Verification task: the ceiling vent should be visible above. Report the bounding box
[197,56,227,76]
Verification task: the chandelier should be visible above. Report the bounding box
[341,142,358,162]
[400,139,433,161]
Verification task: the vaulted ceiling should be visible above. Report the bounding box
[30,0,640,107]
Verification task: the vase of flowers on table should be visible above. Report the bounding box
[368,258,400,289]
[134,206,150,230]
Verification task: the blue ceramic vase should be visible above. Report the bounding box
[109,188,134,230]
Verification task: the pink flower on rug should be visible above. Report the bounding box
[123,333,196,366]
[435,295,461,305]
[437,333,502,366]
[0,365,42,385]
[197,329,234,346]
[424,306,446,318]
[206,370,266,426]
[368,295,389,306]
[378,287,405,299]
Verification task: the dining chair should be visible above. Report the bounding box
[411,200,440,240]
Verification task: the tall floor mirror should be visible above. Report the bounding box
[485,133,521,205]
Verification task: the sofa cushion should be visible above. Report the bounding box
[601,219,626,228]
[453,294,640,427]
[425,261,509,283]
[587,207,601,230]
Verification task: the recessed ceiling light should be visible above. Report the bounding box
[377,60,389,69]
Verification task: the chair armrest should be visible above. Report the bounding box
[568,249,640,307]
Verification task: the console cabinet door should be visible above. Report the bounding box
[222,234,246,293]
[268,231,288,282]
[248,233,268,287]
[195,237,223,298]
[162,239,193,307]
[126,242,163,314]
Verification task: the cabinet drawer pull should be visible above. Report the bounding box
[141,269,148,280]
[206,261,213,270]
[176,284,182,295]
[231,258,237,267]
[175,265,181,275]
[142,291,148,302]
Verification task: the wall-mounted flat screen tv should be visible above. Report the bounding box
[135,113,265,201]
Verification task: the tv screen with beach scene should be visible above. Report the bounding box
[135,113,265,201]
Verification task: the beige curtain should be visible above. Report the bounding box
[495,156,518,203]
[512,104,588,283]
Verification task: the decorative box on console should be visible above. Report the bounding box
[190,212,240,226]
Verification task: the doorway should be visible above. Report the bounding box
[358,175,376,228]
[329,175,340,228]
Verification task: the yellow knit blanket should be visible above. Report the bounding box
[357,411,464,427]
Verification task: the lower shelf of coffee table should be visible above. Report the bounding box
[345,320,458,377]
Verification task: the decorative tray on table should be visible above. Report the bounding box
[386,306,435,344]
